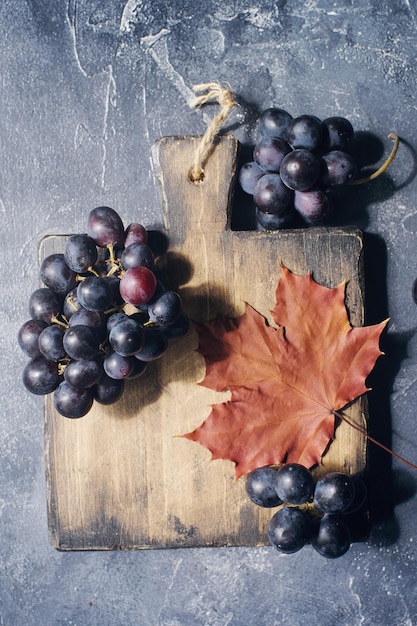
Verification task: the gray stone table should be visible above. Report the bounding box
[2,1,417,624]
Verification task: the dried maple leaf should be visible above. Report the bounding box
[184,265,388,479]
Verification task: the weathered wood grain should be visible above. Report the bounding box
[44,134,367,550]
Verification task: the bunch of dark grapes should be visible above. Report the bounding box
[19,206,189,419]
[239,107,358,229]
[245,463,367,558]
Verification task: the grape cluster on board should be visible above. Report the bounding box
[245,463,367,558]
[19,206,189,419]
[239,108,358,229]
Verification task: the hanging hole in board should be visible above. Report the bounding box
[188,167,206,184]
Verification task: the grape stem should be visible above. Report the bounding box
[334,408,417,471]
[349,133,399,185]
[50,315,69,329]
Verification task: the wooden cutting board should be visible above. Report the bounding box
[43,135,367,550]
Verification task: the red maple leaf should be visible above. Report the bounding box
[184,265,388,479]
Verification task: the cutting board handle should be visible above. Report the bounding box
[151,135,238,238]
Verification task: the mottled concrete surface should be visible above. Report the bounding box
[2,1,417,624]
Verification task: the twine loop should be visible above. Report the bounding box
[189,82,236,183]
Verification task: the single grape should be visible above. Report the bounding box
[280,149,321,191]
[322,116,354,151]
[258,107,293,139]
[275,463,314,505]
[148,291,183,326]
[29,288,62,323]
[311,514,351,558]
[68,308,107,341]
[322,150,357,186]
[119,266,157,306]
[87,206,125,247]
[18,319,48,357]
[38,324,66,362]
[77,276,112,312]
[63,288,81,319]
[135,328,168,362]
[294,187,333,225]
[64,234,98,273]
[121,243,154,271]
[93,373,125,405]
[103,351,134,379]
[22,355,62,395]
[268,506,310,554]
[128,359,148,379]
[342,475,368,515]
[253,137,291,173]
[245,466,282,508]
[124,223,148,247]
[109,317,144,356]
[64,358,103,389]
[53,380,93,418]
[107,311,129,333]
[253,173,294,215]
[285,115,326,152]
[157,313,190,339]
[255,207,294,230]
[313,472,356,514]
[103,275,124,306]
[238,161,265,195]
[40,253,78,295]
[63,325,100,361]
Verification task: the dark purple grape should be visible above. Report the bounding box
[22,355,62,395]
[253,173,294,215]
[109,317,144,356]
[313,472,356,514]
[341,476,368,515]
[64,234,98,273]
[322,150,357,186]
[258,107,293,139]
[311,514,351,559]
[285,115,326,152]
[68,308,106,341]
[64,358,103,389]
[148,291,183,327]
[268,507,310,554]
[238,161,265,194]
[256,207,294,230]
[63,288,81,319]
[93,373,125,405]
[121,243,154,271]
[135,328,168,361]
[294,187,333,225]
[40,254,78,295]
[322,116,354,151]
[77,276,112,312]
[53,380,93,418]
[103,351,134,379]
[107,311,129,333]
[87,206,125,247]
[103,275,124,306]
[245,466,282,508]
[38,325,66,362]
[158,313,189,339]
[275,463,314,505]
[128,359,148,379]
[18,319,48,357]
[280,149,321,191]
[29,288,62,323]
[253,137,291,173]
[63,325,100,360]
[119,266,157,306]
[124,223,148,247]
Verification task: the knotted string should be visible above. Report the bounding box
[189,82,236,183]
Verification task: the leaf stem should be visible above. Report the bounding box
[349,132,399,185]
[334,409,417,471]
